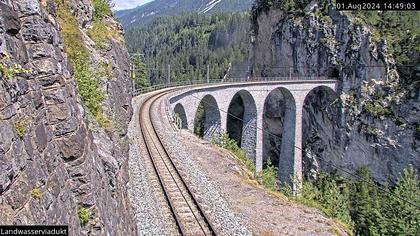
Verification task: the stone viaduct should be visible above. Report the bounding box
[168,79,338,190]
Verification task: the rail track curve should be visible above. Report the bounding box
[138,90,217,236]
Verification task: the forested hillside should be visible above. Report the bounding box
[116,0,253,28]
[125,13,250,85]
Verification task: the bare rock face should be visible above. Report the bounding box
[0,0,135,235]
[251,3,419,183]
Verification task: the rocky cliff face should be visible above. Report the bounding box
[0,0,135,235]
[251,1,419,183]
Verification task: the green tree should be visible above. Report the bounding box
[382,166,420,235]
[315,173,353,227]
[349,167,384,235]
[132,54,150,88]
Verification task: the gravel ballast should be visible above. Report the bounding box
[128,93,178,236]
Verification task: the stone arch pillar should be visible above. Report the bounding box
[288,90,310,193]
[226,90,258,161]
[261,88,297,187]
[194,94,222,141]
[252,91,268,172]
[185,99,202,132]
[174,103,188,129]
[257,87,308,194]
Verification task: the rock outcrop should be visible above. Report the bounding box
[0,0,135,235]
[250,0,419,183]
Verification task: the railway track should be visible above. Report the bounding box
[139,90,216,236]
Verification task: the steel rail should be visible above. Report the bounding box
[139,90,216,236]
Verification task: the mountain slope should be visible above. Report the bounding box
[116,0,253,28]
[0,0,135,234]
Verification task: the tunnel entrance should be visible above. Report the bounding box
[226,90,258,160]
[263,87,296,185]
[193,95,221,140]
[174,103,188,129]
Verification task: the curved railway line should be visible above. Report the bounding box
[138,90,217,236]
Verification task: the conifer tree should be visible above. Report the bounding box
[349,167,384,235]
[382,166,420,235]
[132,54,150,88]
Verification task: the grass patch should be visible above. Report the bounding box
[55,1,109,127]
[87,20,110,49]
[87,20,120,49]
[77,207,92,226]
[330,226,343,236]
[88,0,122,49]
[213,132,281,191]
[31,188,42,199]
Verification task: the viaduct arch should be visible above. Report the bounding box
[169,81,338,190]
[174,103,188,129]
[226,90,258,161]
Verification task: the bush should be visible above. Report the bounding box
[364,100,393,119]
[307,173,353,228]
[131,54,150,89]
[349,167,383,235]
[257,160,279,191]
[212,132,256,173]
[194,104,205,137]
[14,118,28,138]
[381,166,420,235]
[87,20,121,49]
[0,55,32,80]
[92,0,113,20]
[77,207,92,226]
[297,166,420,235]
[31,188,42,199]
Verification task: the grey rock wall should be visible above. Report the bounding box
[0,0,135,235]
[251,3,419,183]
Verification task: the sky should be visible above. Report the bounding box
[113,0,153,10]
